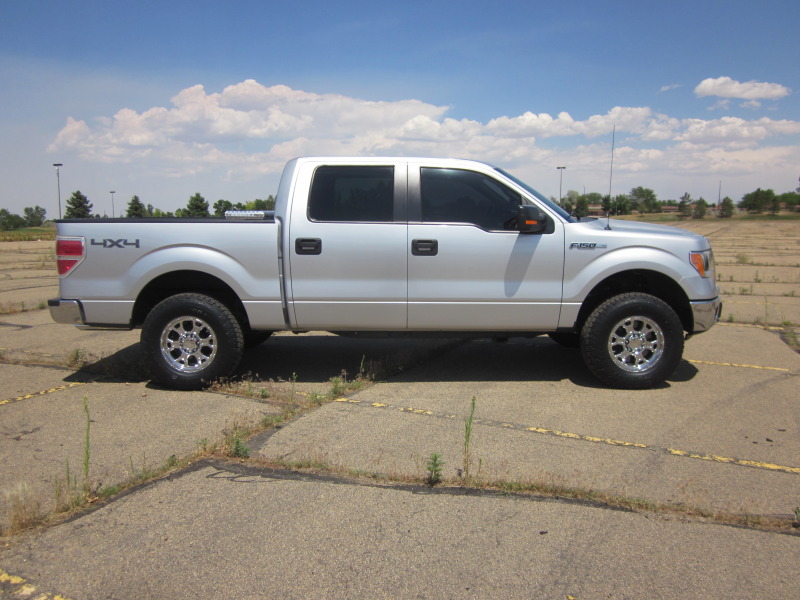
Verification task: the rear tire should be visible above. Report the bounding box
[141,293,244,390]
[580,293,683,389]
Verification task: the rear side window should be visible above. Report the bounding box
[308,166,394,222]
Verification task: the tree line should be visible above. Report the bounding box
[58,191,277,220]
[557,181,800,219]
[2,179,799,230]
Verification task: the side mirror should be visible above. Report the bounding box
[517,205,548,234]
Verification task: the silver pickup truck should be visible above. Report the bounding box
[49,156,721,390]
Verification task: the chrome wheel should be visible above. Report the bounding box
[606,315,664,372]
[159,315,218,374]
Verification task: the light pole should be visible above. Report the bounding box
[557,166,566,203]
[53,163,63,219]
[110,191,116,218]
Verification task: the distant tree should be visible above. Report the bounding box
[183,193,210,218]
[0,209,26,230]
[718,197,735,218]
[213,199,233,217]
[693,197,708,219]
[244,195,276,211]
[768,191,781,215]
[778,191,800,212]
[64,190,93,219]
[739,188,775,213]
[585,192,604,205]
[23,205,46,227]
[126,195,149,218]
[562,200,574,215]
[611,194,631,215]
[678,193,693,218]
[151,208,175,218]
[574,197,590,218]
[630,187,659,213]
[601,195,612,214]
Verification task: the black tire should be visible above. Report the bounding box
[141,293,244,390]
[548,332,580,348]
[580,292,683,389]
[243,330,273,348]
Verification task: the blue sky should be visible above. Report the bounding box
[1,0,798,217]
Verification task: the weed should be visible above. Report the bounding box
[463,396,477,481]
[82,396,91,495]
[165,454,179,469]
[425,453,444,486]
[735,253,751,264]
[230,436,250,458]
[329,372,348,397]
[753,271,762,283]
[794,507,800,527]
[66,348,87,368]
[3,483,43,534]
[727,313,735,323]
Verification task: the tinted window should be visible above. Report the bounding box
[308,166,394,222]
[420,168,522,230]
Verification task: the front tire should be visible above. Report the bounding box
[580,293,683,389]
[141,293,244,390]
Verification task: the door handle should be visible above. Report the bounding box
[295,238,322,255]
[411,239,438,256]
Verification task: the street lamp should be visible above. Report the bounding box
[53,163,63,219]
[110,191,116,218]
[557,166,566,203]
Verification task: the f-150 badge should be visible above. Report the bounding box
[569,242,608,249]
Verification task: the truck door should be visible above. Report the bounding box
[407,166,564,331]
[287,163,408,330]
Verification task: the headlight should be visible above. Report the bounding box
[689,248,715,279]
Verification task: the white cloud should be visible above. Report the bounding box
[659,84,681,93]
[47,79,800,202]
[695,76,790,100]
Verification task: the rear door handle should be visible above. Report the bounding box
[295,238,322,255]
[411,239,438,256]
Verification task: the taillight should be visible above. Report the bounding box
[56,237,85,276]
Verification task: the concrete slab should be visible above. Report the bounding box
[257,326,800,515]
[0,464,797,599]
[0,309,140,366]
[0,368,277,523]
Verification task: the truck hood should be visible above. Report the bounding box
[576,218,708,245]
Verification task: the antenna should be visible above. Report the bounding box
[605,124,615,230]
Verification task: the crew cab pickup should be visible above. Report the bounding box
[49,156,721,389]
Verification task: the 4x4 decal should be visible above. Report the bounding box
[90,238,141,248]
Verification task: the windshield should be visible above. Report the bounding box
[494,167,575,223]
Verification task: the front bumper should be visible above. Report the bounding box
[48,298,85,325]
[690,297,722,333]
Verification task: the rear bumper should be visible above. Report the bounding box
[690,297,722,333]
[48,298,85,325]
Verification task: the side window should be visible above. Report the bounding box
[308,166,394,222]
[420,168,522,231]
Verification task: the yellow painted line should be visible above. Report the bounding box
[334,399,800,476]
[0,569,25,585]
[0,568,75,600]
[0,382,87,406]
[687,359,791,372]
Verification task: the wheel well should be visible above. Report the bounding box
[132,271,249,330]
[574,270,692,333]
